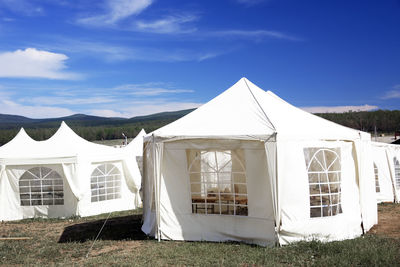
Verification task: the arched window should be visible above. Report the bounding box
[91,163,121,202]
[19,167,64,206]
[304,148,342,218]
[187,150,248,216]
[374,163,380,193]
[394,157,400,190]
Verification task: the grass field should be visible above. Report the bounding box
[0,204,399,266]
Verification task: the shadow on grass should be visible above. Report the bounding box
[58,214,147,243]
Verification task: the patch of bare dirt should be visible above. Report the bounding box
[369,203,400,239]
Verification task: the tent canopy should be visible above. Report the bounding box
[142,77,376,246]
[149,78,363,142]
[0,122,124,164]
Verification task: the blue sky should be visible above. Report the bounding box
[0,0,399,118]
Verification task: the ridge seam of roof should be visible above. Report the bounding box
[243,78,276,132]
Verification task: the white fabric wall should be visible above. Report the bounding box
[143,139,276,246]
[141,141,157,236]
[0,158,139,221]
[387,145,400,202]
[0,163,77,220]
[76,160,136,217]
[355,138,378,232]
[277,140,363,245]
[371,144,395,203]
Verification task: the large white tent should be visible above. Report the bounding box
[371,142,399,203]
[141,77,377,246]
[0,122,143,221]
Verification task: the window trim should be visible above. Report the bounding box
[19,166,64,206]
[394,157,400,190]
[187,149,248,217]
[374,163,380,193]
[305,147,342,218]
[90,163,122,202]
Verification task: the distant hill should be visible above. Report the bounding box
[0,109,195,130]
[0,109,195,145]
[1,108,400,146]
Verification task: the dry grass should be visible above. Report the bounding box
[0,205,400,266]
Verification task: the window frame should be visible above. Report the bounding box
[187,149,248,217]
[304,147,343,218]
[19,166,64,206]
[374,163,380,193]
[90,163,122,202]
[394,157,400,190]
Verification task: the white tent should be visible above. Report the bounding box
[141,77,377,246]
[371,142,398,203]
[0,122,143,221]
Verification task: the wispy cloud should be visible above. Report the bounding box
[76,0,153,27]
[301,104,378,113]
[87,100,202,118]
[0,98,74,118]
[0,48,81,80]
[114,82,194,96]
[134,14,198,34]
[381,84,400,99]
[40,39,222,62]
[209,30,302,41]
[0,81,199,118]
[19,96,115,106]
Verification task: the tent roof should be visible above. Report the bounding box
[0,122,123,163]
[124,129,146,157]
[150,77,364,141]
[149,78,276,140]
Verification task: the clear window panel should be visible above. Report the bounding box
[187,149,248,217]
[304,148,342,218]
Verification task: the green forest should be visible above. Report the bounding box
[0,109,399,146]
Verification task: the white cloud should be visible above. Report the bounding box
[19,96,115,106]
[76,0,153,26]
[210,30,301,41]
[0,48,80,80]
[301,104,378,113]
[88,100,202,118]
[134,15,198,34]
[87,109,126,118]
[114,83,194,96]
[381,85,400,99]
[0,99,74,118]
[45,39,222,62]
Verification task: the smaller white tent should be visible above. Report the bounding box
[371,142,398,203]
[0,123,144,221]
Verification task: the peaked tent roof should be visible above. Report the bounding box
[0,122,125,164]
[42,121,118,156]
[124,129,146,157]
[0,128,37,157]
[150,78,364,141]
[149,78,276,140]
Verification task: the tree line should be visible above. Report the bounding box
[316,110,400,133]
[0,109,400,146]
[0,119,173,146]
